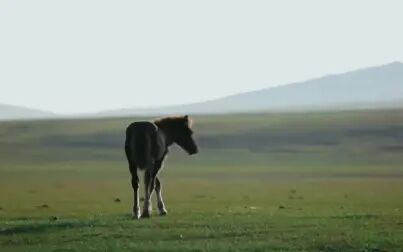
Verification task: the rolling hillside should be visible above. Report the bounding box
[0,103,55,121]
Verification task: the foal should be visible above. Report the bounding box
[124,115,198,219]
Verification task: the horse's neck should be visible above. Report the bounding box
[157,127,173,148]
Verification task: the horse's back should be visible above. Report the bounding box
[125,121,158,169]
[125,121,157,139]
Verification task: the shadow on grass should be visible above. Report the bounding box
[0,221,95,236]
[330,213,378,220]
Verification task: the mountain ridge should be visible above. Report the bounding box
[99,61,403,116]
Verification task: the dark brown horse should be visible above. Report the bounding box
[124,115,198,218]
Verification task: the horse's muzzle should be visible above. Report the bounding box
[188,146,199,155]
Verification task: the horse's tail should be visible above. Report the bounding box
[134,133,153,169]
[125,122,157,170]
[125,125,153,169]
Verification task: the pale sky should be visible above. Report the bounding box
[1,0,403,114]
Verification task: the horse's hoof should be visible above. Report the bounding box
[159,210,168,216]
[141,212,151,218]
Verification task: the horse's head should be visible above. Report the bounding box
[173,115,198,155]
[155,115,199,155]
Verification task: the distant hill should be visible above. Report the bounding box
[2,62,403,120]
[0,104,55,121]
[100,61,403,116]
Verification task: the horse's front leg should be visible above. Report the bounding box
[155,177,168,216]
[152,158,167,216]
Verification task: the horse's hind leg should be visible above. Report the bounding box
[141,168,155,218]
[125,146,140,219]
[155,177,168,216]
[130,166,140,219]
[130,167,140,219]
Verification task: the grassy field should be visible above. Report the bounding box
[1,110,403,251]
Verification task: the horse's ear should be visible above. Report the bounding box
[184,115,193,127]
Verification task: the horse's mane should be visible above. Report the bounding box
[154,116,192,128]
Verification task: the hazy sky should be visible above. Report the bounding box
[1,1,403,114]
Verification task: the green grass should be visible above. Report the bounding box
[1,110,403,251]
